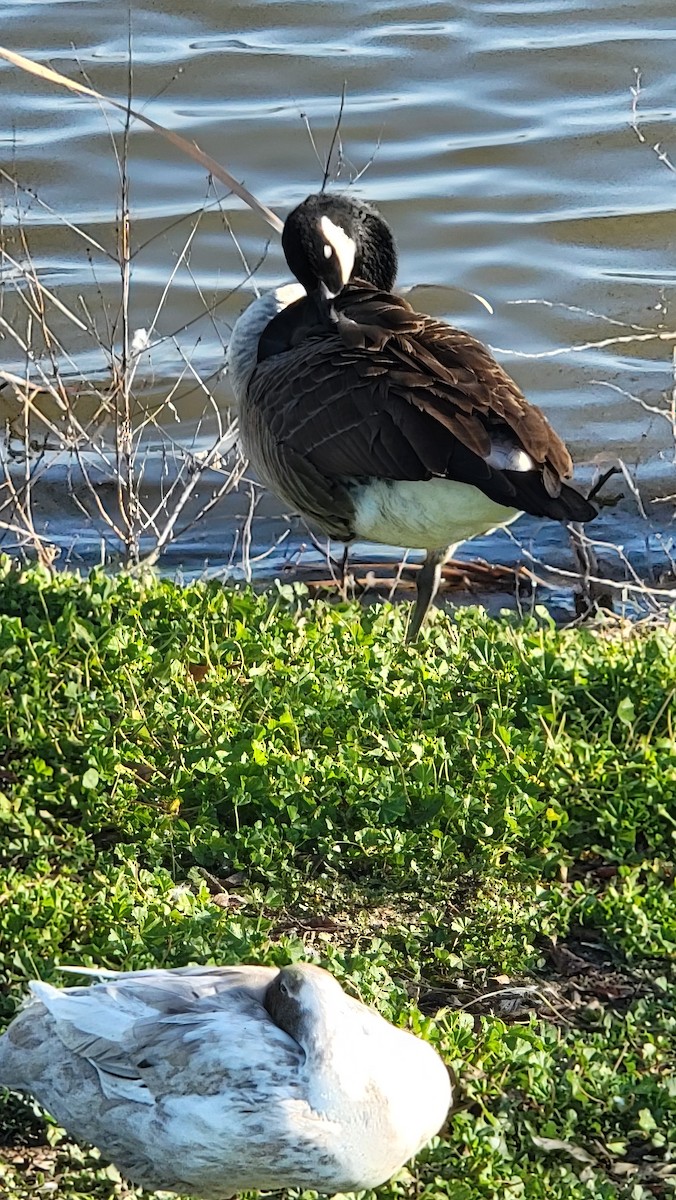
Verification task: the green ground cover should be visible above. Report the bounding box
[0,560,675,1200]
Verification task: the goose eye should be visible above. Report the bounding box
[323,244,333,259]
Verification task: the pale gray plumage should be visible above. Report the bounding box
[0,962,452,1198]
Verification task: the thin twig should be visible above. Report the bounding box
[322,84,347,190]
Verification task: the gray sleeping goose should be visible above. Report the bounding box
[0,962,451,1198]
[227,193,597,639]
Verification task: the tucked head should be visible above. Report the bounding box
[264,963,347,1048]
[281,193,398,298]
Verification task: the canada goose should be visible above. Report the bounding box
[0,962,451,1198]
[227,193,597,639]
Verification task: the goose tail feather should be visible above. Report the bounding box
[501,472,597,522]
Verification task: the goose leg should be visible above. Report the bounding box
[406,545,454,642]
[339,544,350,600]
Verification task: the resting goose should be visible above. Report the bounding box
[0,962,451,1198]
[227,193,597,639]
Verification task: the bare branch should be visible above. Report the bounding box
[322,84,347,190]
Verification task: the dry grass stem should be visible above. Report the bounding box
[1,129,249,569]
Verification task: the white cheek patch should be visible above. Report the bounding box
[319,215,356,288]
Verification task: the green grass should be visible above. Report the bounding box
[0,559,675,1200]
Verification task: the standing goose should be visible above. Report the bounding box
[227,193,597,639]
[0,962,451,1198]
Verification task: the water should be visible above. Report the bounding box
[1,0,675,599]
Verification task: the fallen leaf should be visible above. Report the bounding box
[212,892,247,909]
[548,944,594,976]
[611,1163,639,1177]
[123,761,154,781]
[531,1135,596,1165]
[303,916,338,931]
[188,663,209,681]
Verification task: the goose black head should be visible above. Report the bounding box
[282,193,398,299]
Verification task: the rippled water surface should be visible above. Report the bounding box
[2,0,675,591]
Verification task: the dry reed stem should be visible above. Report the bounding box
[0,46,284,235]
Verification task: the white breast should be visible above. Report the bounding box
[351,476,521,551]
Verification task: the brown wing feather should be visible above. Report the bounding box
[334,286,574,479]
[242,282,592,530]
